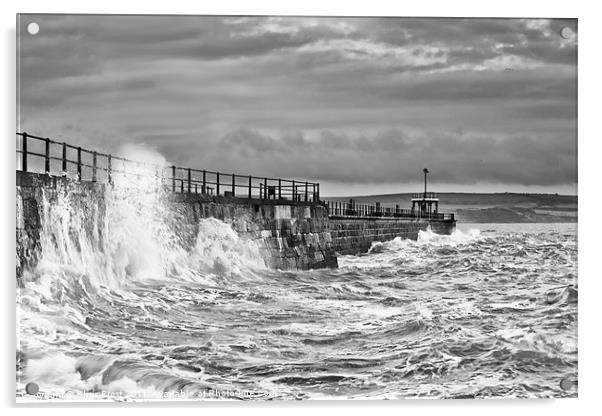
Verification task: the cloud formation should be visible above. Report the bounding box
[17,15,577,194]
[209,128,575,185]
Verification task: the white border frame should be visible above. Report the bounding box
[2,1,598,414]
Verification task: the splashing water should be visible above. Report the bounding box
[17,147,270,400]
[17,163,578,400]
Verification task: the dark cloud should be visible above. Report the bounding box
[381,69,575,102]
[17,15,577,193]
[206,128,576,187]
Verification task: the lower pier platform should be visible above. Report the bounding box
[329,216,456,255]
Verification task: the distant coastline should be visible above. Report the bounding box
[326,192,577,223]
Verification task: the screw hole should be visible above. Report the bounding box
[27,22,39,35]
[560,26,573,40]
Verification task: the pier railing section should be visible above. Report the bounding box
[326,200,455,221]
[16,132,320,203]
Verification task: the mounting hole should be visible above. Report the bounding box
[560,378,575,390]
[25,382,39,395]
[560,26,573,40]
[27,22,40,35]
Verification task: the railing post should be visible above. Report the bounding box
[108,155,112,184]
[92,152,97,182]
[232,173,235,196]
[305,181,308,202]
[292,180,296,201]
[263,177,267,199]
[316,184,320,203]
[181,179,184,193]
[195,183,198,193]
[187,168,191,194]
[216,172,220,195]
[278,179,282,200]
[21,133,28,172]
[248,176,252,199]
[61,143,67,173]
[77,147,82,180]
[202,170,206,194]
[171,166,176,192]
[44,138,50,173]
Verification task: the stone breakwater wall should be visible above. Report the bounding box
[16,172,337,285]
[16,172,456,284]
[329,217,456,255]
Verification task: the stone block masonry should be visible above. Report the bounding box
[168,192,338,270]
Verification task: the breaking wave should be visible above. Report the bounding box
[17,147,270,399]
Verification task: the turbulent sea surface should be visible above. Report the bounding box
[16,174,578,400]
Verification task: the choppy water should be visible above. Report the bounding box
[16,168,577,400]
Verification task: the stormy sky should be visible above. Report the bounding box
[18,15,577,196]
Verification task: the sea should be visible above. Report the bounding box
[16,174,578,401]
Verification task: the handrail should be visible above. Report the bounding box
[412,192,439,199]
[16,132,321,203]
[325,200,454,221]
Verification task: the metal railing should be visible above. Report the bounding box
[326,200,454,221]
[412,192,439,199]
[16,132,320,203]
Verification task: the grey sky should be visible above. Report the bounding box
[17,15,577,196]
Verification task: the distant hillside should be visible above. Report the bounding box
[324,192,577,223]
